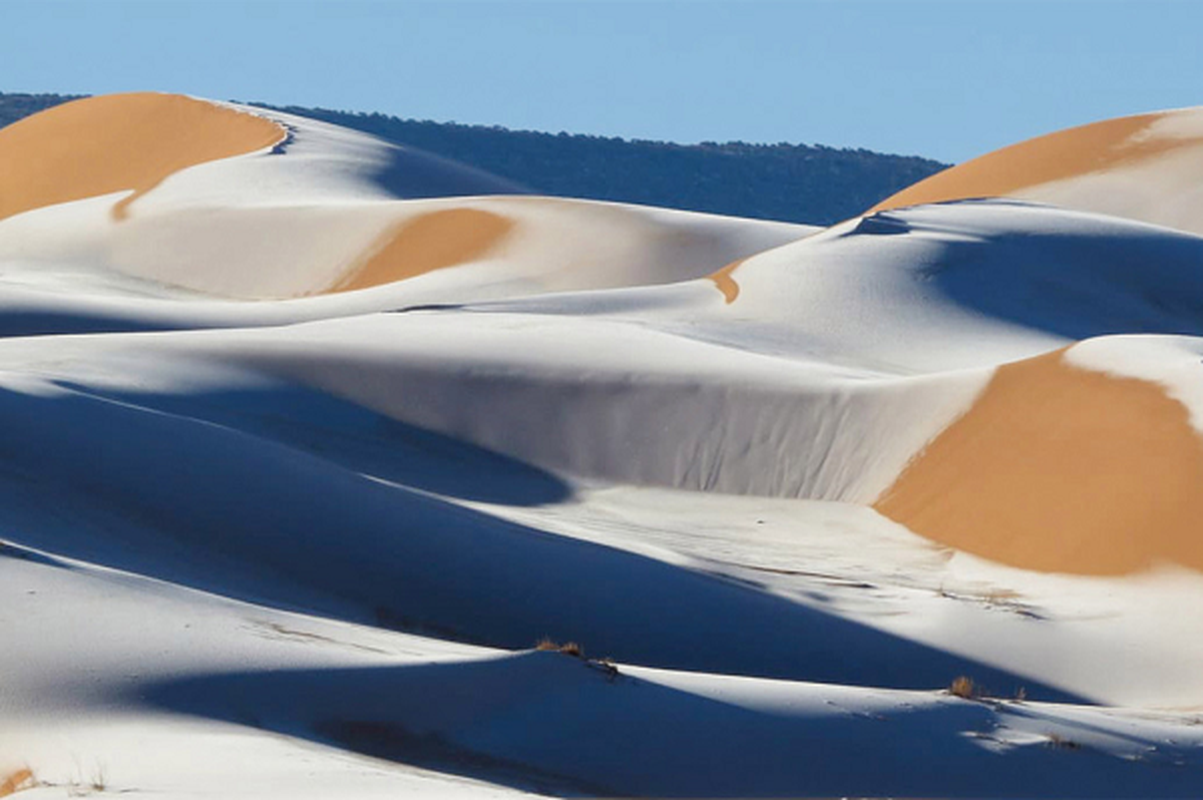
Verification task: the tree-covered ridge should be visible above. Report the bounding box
[0,92,84,128]
[0,92,947,225]
[252,103,947,225]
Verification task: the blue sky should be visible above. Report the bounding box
[4,0,1202,163]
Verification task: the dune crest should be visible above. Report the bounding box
[0,92,284,222]
[876,347,1203,575]
[871,112,1169,212]
[869,107,1203,238]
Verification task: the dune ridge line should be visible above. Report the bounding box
[869,111,1198,212]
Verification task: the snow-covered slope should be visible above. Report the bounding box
[2,94,1203,798]
[0,93,808,300]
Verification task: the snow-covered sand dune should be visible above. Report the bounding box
[873,106,1203,236]
[0,93,805,300]
[3,93,1203,798]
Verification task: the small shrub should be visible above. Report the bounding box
[1047,733,1082,750]
[949,675,979,699]
[592,657,620,681]
[534,638,583,658]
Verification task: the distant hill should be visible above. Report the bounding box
[0,91,948,225]
[0,92,85,128]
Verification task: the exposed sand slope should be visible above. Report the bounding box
[331,208,516,292]
[872,112,1165,209]
[708,258,744,303]
[872,107,1203,235]
[877,344,1203,574]
[0,92,284,222]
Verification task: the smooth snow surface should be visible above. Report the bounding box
[2,93,1203,798]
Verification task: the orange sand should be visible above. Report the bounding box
[330,208,515,292]
[871,111,1196,213]
[0,769,33,797]
[708,258,744,303]
[875,349,1203,575]
[0,92,284,222]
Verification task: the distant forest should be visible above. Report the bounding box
[0,92,948,225]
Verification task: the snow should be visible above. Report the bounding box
[2,94,1203,798]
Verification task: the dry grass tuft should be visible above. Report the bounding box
[948,675,980,700]
[1047,733,1082,750]
[535,638,583,658]
[591,657,620,682]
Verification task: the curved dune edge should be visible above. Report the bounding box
[328,208,516,293]
[708,258,744,303]
[0,92,285,222]
[875,348,1203,575]
[0,768,34,797]
[870,111,1187,213]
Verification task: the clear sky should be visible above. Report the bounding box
[4,0,1202,163]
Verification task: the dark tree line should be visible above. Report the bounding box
[0,92,948,225]
[0,92,84,128]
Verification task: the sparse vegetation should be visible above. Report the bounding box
[1046,733,1082,750]
[56,759,107,796]
[948,675,980,700]
[591,657,620,682]
[946,676,1032,704]
[535,638,621,681]
[535,637,583,658]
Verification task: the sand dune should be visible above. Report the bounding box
[0,92,284,222]
[3,95,1203,798]
[871,107,1203,235]
[0,99,808,299]
[872,112,1166,209]
[876,344,1203,574]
